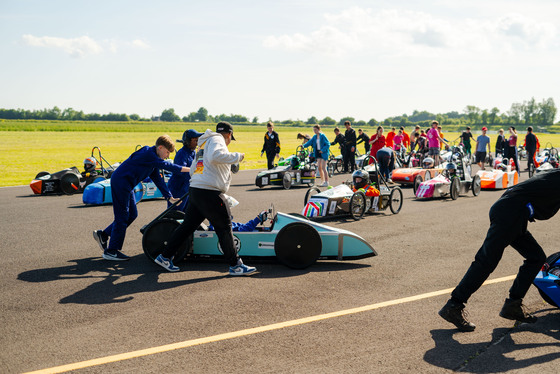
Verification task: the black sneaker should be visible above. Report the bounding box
[438,300,476,332]
[499,298,537,323]
[93,230,108,251]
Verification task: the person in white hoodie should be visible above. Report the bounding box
[155,122,257,275]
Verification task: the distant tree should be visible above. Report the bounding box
[367,118,378,126]
[489,107,500,125]
[160,108,181,122]
[538,97,557,126]
[306,116,318,125]
[319,116,336,126]
[355,120,366,127]
[252,116,259,123]
[464,105,481,124]
[129,114,140,121]
[481,109,489,126]
[195,107,209,122]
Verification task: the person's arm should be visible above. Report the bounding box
[302,136,314,149]
[261,134,267,155]
[275,132,281,156]
[149,168,172,199]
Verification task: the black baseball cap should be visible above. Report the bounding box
[216,121,236,141]
[177,129,203,143]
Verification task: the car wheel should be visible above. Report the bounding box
[528,162,535,178]
[142,218,191,263]
[60,173,80,194]
[327,162,335,177]
[304,186,321,205]
[413,175,423,195]
[536,251,560,308]
[350,190,366,220]
[450,177,460,200]
[35,171,49,179]
[471,174,481,196]
[274,222,322,269]
[335,159,343,173]
[389,188,403,214]
[282,173,292,189]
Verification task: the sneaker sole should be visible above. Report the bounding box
[93,231,107,251]
[102,253,130,261]
[229,270,258,276]
[154,259,180,272]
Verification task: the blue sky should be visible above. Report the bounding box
[1,0,559,122]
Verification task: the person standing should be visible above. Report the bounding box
[356,128,370,155]
[438,169,560,331]
[303,125,330,187]
[343,121,357,173]
[507,126,520,173]
[475,127,492,169]
[261,121,280,169]
[400,126,410,150]
[376,146,395,182]
[460,126,474,158]
[386,127,396,149]
[155,122,256,275]
[368,126,385,164]
[495,128,506,158]
[167,129,203,211]
[93,135,189,260]
[426,121,447,166]
[524,126,538,170]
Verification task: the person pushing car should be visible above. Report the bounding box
[155,122,257,275]
[93,135,189,260]
[439,169,560,331]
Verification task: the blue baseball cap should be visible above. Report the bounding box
[178,129,203,143]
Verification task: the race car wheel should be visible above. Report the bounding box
[335,159,343,173]
[60,173,80,195]
[413,175,423,195]
[274,222,322,269]
[282,173,292,189]
[450,177,460,200]
[304,187,321,205]
[471,174,481,196]
[142,218,191,263]
[362,155,374,168]
[536,251,560,308]
[528,162,535,178]
[327,162,334,177]
[389,187,403,214]
[350,191,366,220]
[35,171,49,179]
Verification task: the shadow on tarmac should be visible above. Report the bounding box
[17,256,369,304]
[424,312,560,372]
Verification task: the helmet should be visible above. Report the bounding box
[422,157,434,169]
[83,157,97,172]
[497,163,507,171]
[445,162,457,175]
[352,170,369,190]
[290,157,300,168]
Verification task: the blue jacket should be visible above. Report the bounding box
[110,146,182,198]
[167,146,196,198]
[303,133,330,160]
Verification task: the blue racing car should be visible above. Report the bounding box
[533,251,560,308]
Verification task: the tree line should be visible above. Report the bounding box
[0,97,556,130]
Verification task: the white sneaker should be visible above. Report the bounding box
[319,181,329,187]
[229,259,257,276]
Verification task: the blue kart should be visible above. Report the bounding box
[533,251,560,308]
[140,201,377,269]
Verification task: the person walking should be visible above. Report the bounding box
[303,125,330,186]
[460,126,474,158]
[475,127,491,169]
[524,126,538,170]
[343,121,357,173]
[261,121,280,169]
[155,122,256,275]
[167,129,203,211]
[438,169,560,331]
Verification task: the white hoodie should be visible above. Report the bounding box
[190,129,243,193]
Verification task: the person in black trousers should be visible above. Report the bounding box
[356,128,370,155]
[343,121,357,173]
[261,121,280,169]
[439,169,560,331]
[524,126,538,169]
[495,128,506,158]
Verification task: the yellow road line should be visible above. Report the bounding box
[24,275,516,374]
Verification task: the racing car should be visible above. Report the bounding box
[415,146,481,200]
[302,157,403,220]
[533,251,560,308]
[30,146,118,195]
[391,157,445,192]
[140,201,377,269]
[531,146,559,177]
[255,145,316,189]
[476,156,519,189]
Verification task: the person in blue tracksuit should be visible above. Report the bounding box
[93,135,190,260]
[167,129,203,211]
[303,124,330,186]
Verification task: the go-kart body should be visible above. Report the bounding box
[475,169,518,189]
[141,208,376,269]
[256,146,316,189]
[533,251,560,307]
[391,165,444,187]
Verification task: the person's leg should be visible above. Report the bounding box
[320,158,328,183]
[267,152,274,169]
[342,149,349,172]
[508,230,547,300]
[203,192,238,266]
[349,149,356,172]
[106,188,134,253]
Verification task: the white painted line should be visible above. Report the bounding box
[23,275,516,374]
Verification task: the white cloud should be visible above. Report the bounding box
[131,39,150,49]
[263,7,559,58]
[22,34,103,57]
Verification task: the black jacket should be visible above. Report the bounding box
[261,131,280,154]
[331,133,346,150]
[344,128,357,147]
[495,134,506,152]
[525,133,537,153]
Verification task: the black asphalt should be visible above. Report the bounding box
[0,168,558,373]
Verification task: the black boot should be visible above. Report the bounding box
[438,300,476,332]
[499,298,537,323]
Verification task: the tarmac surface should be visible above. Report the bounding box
[1,167,559,373]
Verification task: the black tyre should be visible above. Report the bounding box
[282,173,292,189]
[389,188,403,214]
[471,174,481,196]
[60,173,80,194]
[274,222,322,269]
[450,177,460,200]
[35,171,49,179]
[413,175,423,195]
[536,251,560,308]
[350,191,366,220]
[335,159,343,173]
[327,162,334,177]
[142,218,190,263]
[304,186,321,205]
[528,162,535,178]
[362,155,374,169]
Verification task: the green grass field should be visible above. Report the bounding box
[1,120,559,187]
